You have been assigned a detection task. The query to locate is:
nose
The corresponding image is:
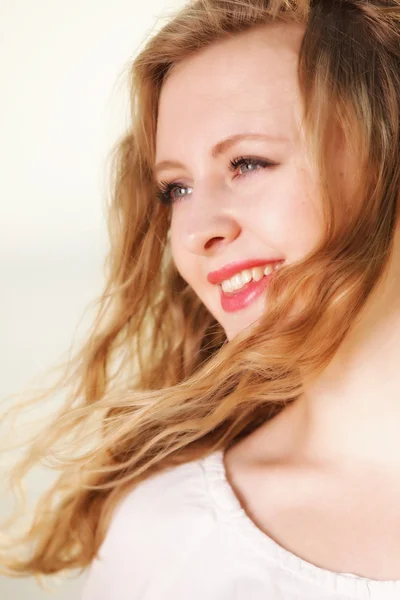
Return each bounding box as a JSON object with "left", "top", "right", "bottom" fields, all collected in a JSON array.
[{"left": 177, "top": 178, "right": 241, "bottom": 255}]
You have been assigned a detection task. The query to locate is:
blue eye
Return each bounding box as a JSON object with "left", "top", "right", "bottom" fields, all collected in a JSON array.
[
  {"left": 228, "top": 156, "right": 274, "bottom": 175},
  {"left": 156, "top": 156, "right": 276, "bottom": 205},
  {"left": 156, "top": 181, "right": 191, "bottom": 205}
]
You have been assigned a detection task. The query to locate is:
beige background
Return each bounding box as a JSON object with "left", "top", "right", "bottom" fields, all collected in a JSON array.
[{"left": 0, "top": 0, "right": 184, "bottom": 597}]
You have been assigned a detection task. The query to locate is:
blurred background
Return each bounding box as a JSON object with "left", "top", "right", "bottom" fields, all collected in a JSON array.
[{"left": 0, "top": 1, "right": 184, "bottom": 597}]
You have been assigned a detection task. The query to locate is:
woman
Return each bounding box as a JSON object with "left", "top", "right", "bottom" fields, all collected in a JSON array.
[{"left": 2, "top": 0, "right": 400, "bottom": 598}]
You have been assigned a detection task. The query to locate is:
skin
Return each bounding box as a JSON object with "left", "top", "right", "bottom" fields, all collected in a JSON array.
[
  {"left": 155, "top": 22, "right": 322, "bottom": 343},
  {"left": 155, "top": 23, "right": 400, "bottom": 579}
]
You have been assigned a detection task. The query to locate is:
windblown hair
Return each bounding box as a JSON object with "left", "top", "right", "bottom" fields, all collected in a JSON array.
[{"left": 1, "top": 0, "right": 400, "bottom": 587}]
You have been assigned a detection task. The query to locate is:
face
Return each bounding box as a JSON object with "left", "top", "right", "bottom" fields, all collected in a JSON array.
[{"left": 155, "top": 23, "right": 323, "bottom": 341}]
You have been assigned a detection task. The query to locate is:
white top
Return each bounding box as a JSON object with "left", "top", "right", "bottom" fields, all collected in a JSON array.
[{"left": 81, "top": 450, "right": 400, "bottom": 600}]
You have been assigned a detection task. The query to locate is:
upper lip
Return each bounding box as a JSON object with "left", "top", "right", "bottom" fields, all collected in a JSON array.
[{"left": 207, "top": 258, "right": 285, "bottom": 285}]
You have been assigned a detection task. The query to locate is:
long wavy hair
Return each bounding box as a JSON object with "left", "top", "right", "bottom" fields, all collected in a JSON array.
[{"left": 1, "top": 0, "right": 400, "bottom": 587}]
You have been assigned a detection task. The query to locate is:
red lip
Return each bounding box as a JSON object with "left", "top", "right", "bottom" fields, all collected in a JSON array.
[{"left": 207, "top": 258, "right": 284, "bottom": 285}]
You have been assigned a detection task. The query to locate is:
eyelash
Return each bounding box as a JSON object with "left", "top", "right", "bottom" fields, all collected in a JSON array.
[{"left": 156, "top": 156, "right": 276, "bottom": 205}]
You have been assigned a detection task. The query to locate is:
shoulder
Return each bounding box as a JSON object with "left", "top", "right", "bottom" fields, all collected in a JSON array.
[
  {"left": 103, "top": 455, "right": 214, "bottom": 549},
  {"left": 81, "top": 456, "right": 217, "bottom": 600},
  {"left": 113, "top": 454, "right": 212, "bottom": 519}
]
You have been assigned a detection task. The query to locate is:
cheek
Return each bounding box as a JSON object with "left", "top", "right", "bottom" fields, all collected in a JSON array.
[
  {"left": 250, "top": 173, "right": 322, "bottom": 257},
  {"left": 170, "top": 217, "right": 192, "bottom": 283}
]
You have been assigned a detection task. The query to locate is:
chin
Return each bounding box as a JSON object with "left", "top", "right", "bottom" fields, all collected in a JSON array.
[{"left": 224, "top": 321, "right": 254, "bottom": 342}]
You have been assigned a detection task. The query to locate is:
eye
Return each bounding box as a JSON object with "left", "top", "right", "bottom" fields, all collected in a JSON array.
[
  {"left": 156, "top": 181, "right": 192, "bottom": 205},
  {"left": 228, "top": 156, "right": 276, "bottom": 177},
  {"left": 156, "top": 156, "right": 277, "bottom": 205}
]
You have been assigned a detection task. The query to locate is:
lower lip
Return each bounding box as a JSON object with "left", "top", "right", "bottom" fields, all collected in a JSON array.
[{"left": 220, "top": 271, "right": 276, "bottom": 313}]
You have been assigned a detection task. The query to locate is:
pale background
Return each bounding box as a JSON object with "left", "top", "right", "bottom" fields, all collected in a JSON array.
[{"left": 0, "top": 1, "right": 185, "bottom": 598}]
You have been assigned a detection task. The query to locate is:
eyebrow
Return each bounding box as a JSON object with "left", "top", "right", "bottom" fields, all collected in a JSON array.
[{"left": 153, "top": 133, "right": 289, "bottom": 178}]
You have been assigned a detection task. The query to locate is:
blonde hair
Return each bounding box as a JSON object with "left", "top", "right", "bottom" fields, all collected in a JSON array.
[{"left": 1, "top": 0, "right": 400, "bottom": 587}]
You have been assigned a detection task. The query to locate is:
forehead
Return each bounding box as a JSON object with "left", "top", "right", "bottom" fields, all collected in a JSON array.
[{"left": 156, "top": 23, "right": 305, "bottom": 158}]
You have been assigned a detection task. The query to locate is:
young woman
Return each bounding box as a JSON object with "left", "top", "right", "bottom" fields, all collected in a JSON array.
[{"left": 2, "top": 1, "right": 400, "bottom": 598}]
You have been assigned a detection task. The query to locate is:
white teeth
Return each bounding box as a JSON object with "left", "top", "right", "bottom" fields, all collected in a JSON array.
[
  {"left": 221, "top": 263, "right": 282, "bottom": 293},
  {"left": 264, "top": 264, "right": 273, "bottom": 277},
  {"left": 252, "top": 266, "right": 265, "bottom": 282}
]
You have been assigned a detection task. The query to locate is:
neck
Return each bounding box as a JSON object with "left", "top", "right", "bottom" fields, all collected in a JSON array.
[{"left": 297, "top": 245, "right": 400, "bottom": 472}]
